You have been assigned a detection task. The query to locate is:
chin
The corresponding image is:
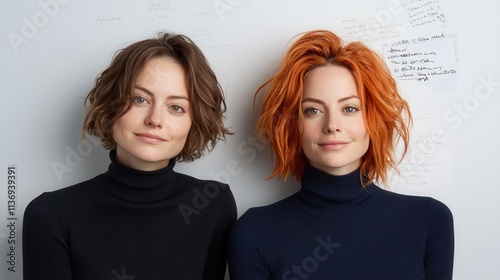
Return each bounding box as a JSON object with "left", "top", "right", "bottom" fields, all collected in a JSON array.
[
  {"left": 131, "top": 149, "right": 170, "bottom": 162},
  {"left": 138, "top": 153, "right": 171, "bottom": 163}
]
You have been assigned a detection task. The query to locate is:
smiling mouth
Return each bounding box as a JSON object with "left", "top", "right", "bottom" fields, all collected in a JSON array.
[
  {"left": 135, "top": 133, "right": 166, "bottom": 143},
  {"left": 319, "top": 141, "right": 349, "bottom": 150}
]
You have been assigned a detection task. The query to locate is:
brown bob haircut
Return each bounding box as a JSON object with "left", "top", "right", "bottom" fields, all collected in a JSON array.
[
  {"left": 255, "top": 30, "right": 412, "bottom": 186},
  {"left": 82, "top": 32, "right": 231, "bottom": 162}
]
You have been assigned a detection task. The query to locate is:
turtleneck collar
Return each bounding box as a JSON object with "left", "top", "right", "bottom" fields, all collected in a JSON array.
[
  {"left": 295, "top": 164, "right": 378, "bottom": 218},
  {"left": 105, "top": 150, "right": 178, "bottom": 203}
]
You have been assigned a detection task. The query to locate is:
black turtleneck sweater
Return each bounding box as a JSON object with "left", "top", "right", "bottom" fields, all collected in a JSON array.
[
  {"left": 23, "top": 151, "right": 237, "bottom": 280},
  {"left": 228, "top": 165, "right": 454, "bottom": 280}
]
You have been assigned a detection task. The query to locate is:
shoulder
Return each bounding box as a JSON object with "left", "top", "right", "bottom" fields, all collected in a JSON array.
[
  {"left": 24, "top": 175, "right": 105, "bottom": 219},
  {"left": 174, "top": 172, "right": 237, "bottom": 226},
  {"left": 378, "top": 187, "right": 450, "bottom": 210},
  {"left": 228, "top": 195, "right": 298, "bottom": 260},
  {"left": 242, "top": 194, "right": 296, "bottom": 218},
  {"left": 175, "top": 172, "right": 230, "bottom": 192},
  {"left": 24, "top": 192, "right": 56, "bottom": 221},
  {"left": 376, "top": 187, "right": 454, "bottom": 225},
  {"left": 230, "top": 195, "right": 296, "bottom": 236},
  {"left": 421, "top": 196, "right": 454, "bottom": 230},
  {"left": 175, "top": 172, "right": 236, "bottom": 206}
]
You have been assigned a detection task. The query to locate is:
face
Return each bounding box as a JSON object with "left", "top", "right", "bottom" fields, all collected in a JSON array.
[
  {"left": 299, "top": 64, "right": 370, "bottom": 176},
  {"left": 113, "top": 57, "right": 192, "bottom": 171}
]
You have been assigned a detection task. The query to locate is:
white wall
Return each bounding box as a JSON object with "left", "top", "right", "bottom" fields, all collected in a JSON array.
[{"left": 1, "top": 0, "right": 499, "bottom": 279}]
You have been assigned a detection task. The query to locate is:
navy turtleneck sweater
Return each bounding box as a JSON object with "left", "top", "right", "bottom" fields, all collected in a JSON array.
[
  {"left": 228, "top": 165, "right": 454, "bottom": 280},
  {"left": 23, "top": 150, "right": 237, "bottom": 280}
]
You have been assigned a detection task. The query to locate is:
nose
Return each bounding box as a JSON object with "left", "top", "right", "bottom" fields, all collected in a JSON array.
[
  {"left": 324, "top": 112, "right": 341, "bottom": 134},
  {"left": 145, "top": 106, "right": 164, "bottom": 128}
]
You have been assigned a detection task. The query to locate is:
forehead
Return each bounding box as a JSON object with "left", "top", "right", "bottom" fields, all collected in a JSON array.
[
  {"left": 136, "top": 57, "right": 185, "bottom": 80},
  {"left": 132, "top": 57, "right": 189, "bottom": 98},
  {"left": 303, "top": 64, "right": 358, "bottom": 99}
]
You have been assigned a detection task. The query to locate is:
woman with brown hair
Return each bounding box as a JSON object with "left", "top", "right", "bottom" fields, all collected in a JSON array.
[
  {"left": 23, "top": 32, "right": 236, "bottom": 279},
  {"left": 228, "top": 30, "right": 454, "bottom": 279}
]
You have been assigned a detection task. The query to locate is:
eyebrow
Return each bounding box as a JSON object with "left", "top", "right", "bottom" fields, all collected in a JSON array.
[
  {"left": 302, "top": 95, "right": 359, "bottom": 104},
  {"left": 134, "top": 86, "right": 190, "bottom": 101}
]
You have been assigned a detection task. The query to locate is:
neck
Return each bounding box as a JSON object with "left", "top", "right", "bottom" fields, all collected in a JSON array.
[
  {"left": 105, "top": 149, "right": 178, "bottom": 202},
  {"left": 115, "top": 146, "right": 171, "bottom": 171},
  {"left": 295, "top": 164, "right": 377, "bottom": 218}
]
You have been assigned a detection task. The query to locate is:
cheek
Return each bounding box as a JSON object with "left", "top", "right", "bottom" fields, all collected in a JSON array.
[
  {"left": 298, "top": 120, "right": 304, "bottom": 138},
  {"left": 112, "top": 110, "right": 138, "bottom": 139},
  {"left": 299, "top": 124, "right": 317, "bottom": 152},
  {"left": 298, "top": 119, "right": 307, "bottom": 138},
  {"left": 300, "top": 120, "right": 321, "bottom": 138},
  {"left": 112, "top": 115, "right": 131, "bottom": 133},
  {"left": 349, "top": 117, "right": 368, "bottom": 138},
  {"left": 111, "top": 119, "right": 123, "bottom": 138},
  {"left": 362, "top": 135, "right": 370, "bottom": 151},
  {"left": 359, "top": 128, "right": 370, "bottom": 154},
  {"left": 169, "top": 117, "right": 192, "bottom": 139}
]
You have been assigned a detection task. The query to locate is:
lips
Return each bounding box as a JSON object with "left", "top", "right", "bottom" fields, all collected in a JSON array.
[
  {"left": 135, "top": 133, "right": 166, "bottom": 143},
  {"left": 319, "top": 140, "right": 349, "bottom": 150}
]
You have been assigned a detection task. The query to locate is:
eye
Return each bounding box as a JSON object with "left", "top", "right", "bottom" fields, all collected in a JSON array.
[
  {"left": 343, "top": 105, "right": 360, "bottom": 114},
  {"left": 169, "top": 105, "right": 186, "bottom": 113},
  {"left": 133, "top": 96, "right": 148, "bottom": 104},
  {"left": 304, "top": 107, "right": 321, "bottom": 116}
]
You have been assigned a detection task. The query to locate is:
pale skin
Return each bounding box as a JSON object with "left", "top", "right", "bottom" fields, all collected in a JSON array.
[
  {"left": 112, "top": 57, "right": 192, "bottom": 171},
  {"left": 299, "top": 64, "right": 370, "bottom": 176}
]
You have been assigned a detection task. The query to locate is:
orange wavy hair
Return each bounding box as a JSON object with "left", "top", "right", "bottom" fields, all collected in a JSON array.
[{"left": 255, "top": 30, "right": 412, "bottom": 186}]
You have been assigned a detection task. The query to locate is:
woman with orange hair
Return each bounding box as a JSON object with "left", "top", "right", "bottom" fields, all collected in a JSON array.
[{"left": 228, "top": 30, "right": 454, "bottom": 279}]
